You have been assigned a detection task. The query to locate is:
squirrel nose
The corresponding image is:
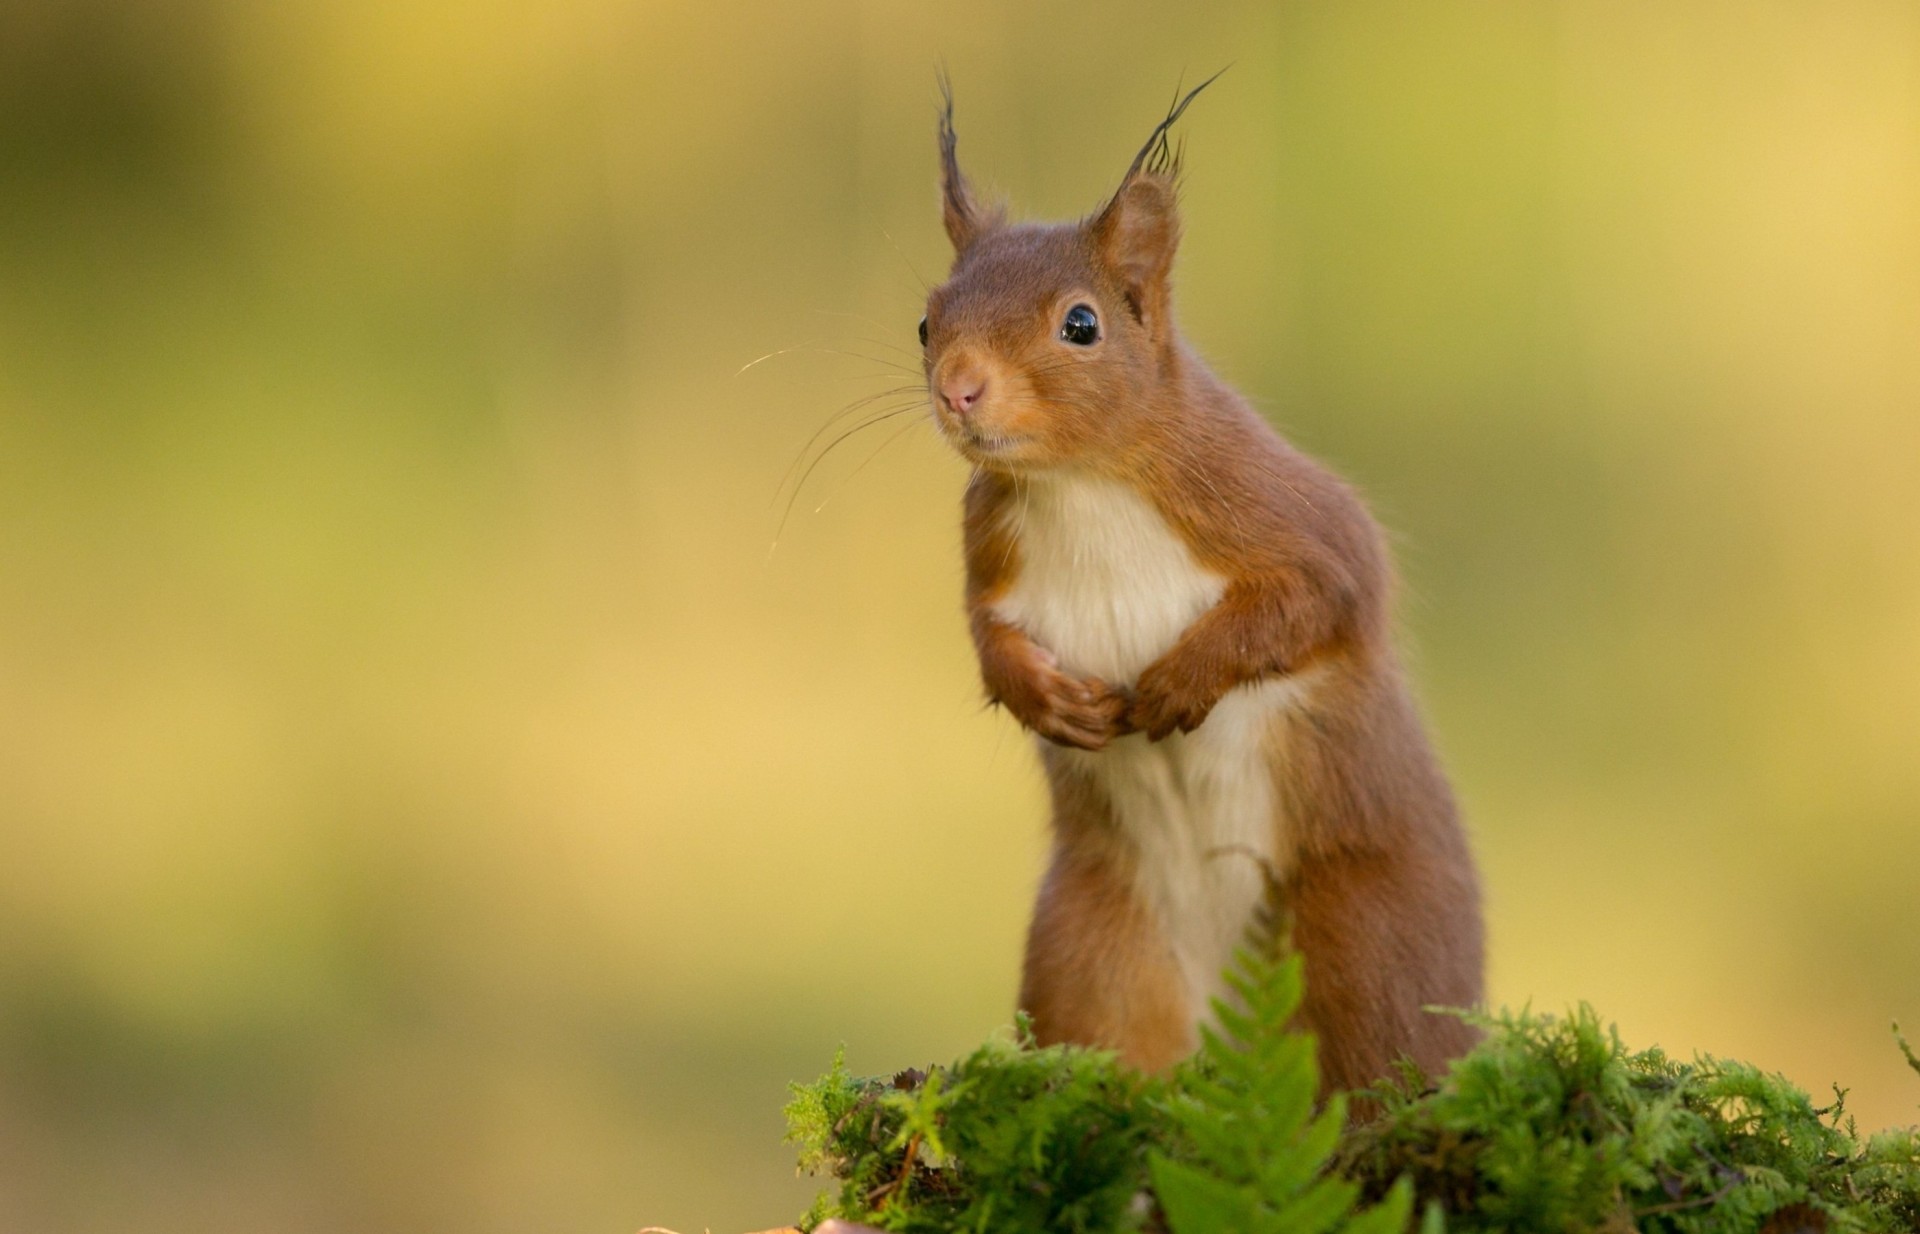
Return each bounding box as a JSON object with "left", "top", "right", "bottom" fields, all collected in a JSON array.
[{"left": 940, "top": 374, "right": 986, "bottom": 416}]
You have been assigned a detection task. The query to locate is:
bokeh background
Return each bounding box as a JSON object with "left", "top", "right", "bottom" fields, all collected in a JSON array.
[{"left": 2, "top": 1, "right": 1917, "bottom": 1230}]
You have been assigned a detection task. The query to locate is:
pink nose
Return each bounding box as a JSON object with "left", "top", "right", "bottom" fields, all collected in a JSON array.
[{"left": 940, "top": 375, "right": 986, "bottom": 416}]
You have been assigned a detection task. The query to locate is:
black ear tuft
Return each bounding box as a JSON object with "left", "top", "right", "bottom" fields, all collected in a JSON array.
[
  {"left": 937, "top": 70, "right": 980, "bottom": 251},
  {"left": 1095, "top": 68, "right": 1225, "bottom": 224}
]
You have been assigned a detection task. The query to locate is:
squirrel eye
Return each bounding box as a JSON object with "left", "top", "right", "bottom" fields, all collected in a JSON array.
[
  {"left": 1060, "top": 303, "right": 1099, "bottom": 346},
  {"left": 918, "top": 315, "right": 929, "bottom": 347}
]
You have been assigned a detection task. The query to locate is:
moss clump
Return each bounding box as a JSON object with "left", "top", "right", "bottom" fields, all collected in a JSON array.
[
  {"left": 1340, "top": 1009, "right": 1920, "bottom": 1233},
  {"left": 784, "top": 1034, "right": 1157, "bottom": 1234},
  {"left": 785, "top": 966, "right": 1920, "bottom": 1234}
]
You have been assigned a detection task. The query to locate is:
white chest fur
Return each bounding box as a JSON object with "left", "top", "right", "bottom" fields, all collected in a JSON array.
[
  {"left": 991, "top": 474, "right": 1311, "bottom": 1014},
  {"left": 992, "top": 474, "right": 1223, "bottom": 685}
]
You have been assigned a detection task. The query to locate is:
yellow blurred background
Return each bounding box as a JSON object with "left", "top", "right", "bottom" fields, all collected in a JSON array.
[{"left": 1, "top": 1, "right": 1917, "bottom": 1230}]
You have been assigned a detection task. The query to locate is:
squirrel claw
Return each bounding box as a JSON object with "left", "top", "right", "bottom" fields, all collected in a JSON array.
[
  {"left": 1127, "top": 669, "right": 1218, "bottom": 741},
  {"left": 1033, "top": 676, "right": 1132, "bottom": 750},
  {"left": 980, "top": 630, "right": 1133, "bottom": 749}
]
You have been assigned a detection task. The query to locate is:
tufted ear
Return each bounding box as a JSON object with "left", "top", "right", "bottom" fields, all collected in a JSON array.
[
  {"left": 937, "top": 74, "right": 981, "bottom": 252},
  {"left": 1088, "top": 72, "right": 1222, "bottom": 336},
  {"left": 1091, "top": 175, "right": 1180, "bottom": 332}
]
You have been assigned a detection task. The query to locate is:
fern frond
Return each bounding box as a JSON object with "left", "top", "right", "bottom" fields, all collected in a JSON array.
[{"left": 1150, "top": 948, "right": 1414, "bottom": 1234}]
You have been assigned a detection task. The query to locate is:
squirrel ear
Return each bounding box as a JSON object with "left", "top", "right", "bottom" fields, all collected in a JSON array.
[
  {"left": 1091, "top": 175, "right": 1180, "bottom": 327},
  {"left": 1089, "top": 72, "right": 1222, "bottom": 330},
  {"left": 937, "top": 76, "right": 981, "bottom": 251}
]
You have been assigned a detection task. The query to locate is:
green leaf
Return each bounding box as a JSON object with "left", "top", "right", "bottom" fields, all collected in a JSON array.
[
  {"left": 1153, "top": 947, "right": 1414, "bottom": 1234},
  {"left": 1149, "top": 1154, "right": 1262, "bottom": 1234}
]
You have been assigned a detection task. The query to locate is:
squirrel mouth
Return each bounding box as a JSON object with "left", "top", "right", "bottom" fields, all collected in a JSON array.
[
  {"left": 932, "top": 400, "right": 1030, "bottom": 464},
  {"left": 957, "top": 426, "right": 1026, "bottom": 460}
]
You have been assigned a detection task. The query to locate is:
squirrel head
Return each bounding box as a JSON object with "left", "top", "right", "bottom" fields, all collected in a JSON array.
[{"left": 921, "top": 76, "right": 1220, "bottom": 473}]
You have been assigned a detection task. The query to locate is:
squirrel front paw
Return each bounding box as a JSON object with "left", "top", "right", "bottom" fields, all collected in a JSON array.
[
  {"left": 1128, "top": 655, "right": 1227, "bottom": 741},
  {"left": 986, "top": 644, "right": 1132, "bottom": 751}
]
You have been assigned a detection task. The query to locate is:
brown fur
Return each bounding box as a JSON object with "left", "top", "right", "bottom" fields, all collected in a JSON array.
[
  {"left": 1017, "top": 766, "right": 1197, "bottom": 1073},
  {"left": 926, "top": 83, "right": 1483, "bottom": 1096}
]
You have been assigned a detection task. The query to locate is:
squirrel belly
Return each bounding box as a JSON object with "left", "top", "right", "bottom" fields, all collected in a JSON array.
[
  {"left": 1037, "top": 680, "right": 1316, "bottom": 1052},
  {"left": 993, "top": 472, "right": 1313, "bottom": 1041}
]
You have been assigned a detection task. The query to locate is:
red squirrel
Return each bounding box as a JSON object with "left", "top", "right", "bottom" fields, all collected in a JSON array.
[{"left": 919, "top": 80, "right": 1484, "bottom": 1094}]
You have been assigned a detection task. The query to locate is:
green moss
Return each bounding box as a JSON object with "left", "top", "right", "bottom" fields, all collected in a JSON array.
[
  {"left": 783, "top": 1021, "right": 1162, "bottom": 1234},
  {"left": 785, "top": 966, "right": 1920, "bottom": 1234},
  {"left": 1341, "top": 1008, "right": 1920, "bottom": 1233}
]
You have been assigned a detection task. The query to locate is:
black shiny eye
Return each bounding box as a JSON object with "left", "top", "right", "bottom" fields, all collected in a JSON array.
[
  {"left": 1060, "top": 303, "right": 1099, "bottom": 346},
  {"left": 918, "top": 315, "right": 929, "bottom": 347}
]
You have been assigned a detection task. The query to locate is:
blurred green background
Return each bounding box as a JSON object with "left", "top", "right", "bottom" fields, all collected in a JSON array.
[{"left": 2, "top": 1, "right": 1917, "bottom": 1230}]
